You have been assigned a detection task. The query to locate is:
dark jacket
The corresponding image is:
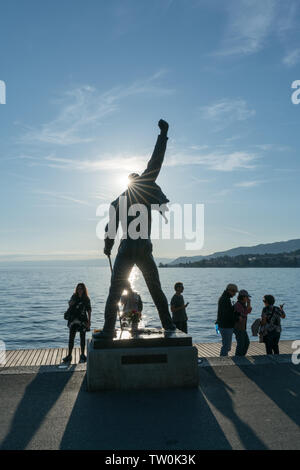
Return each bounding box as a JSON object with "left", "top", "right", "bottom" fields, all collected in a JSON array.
[
  {"left": 105, "top": 134, "right": 169, "bottom": 252},
  {"left": 170, "top": 293, "right": 187, "bottom": 322},
  {"left": 217, "top": 290, "right": 237, "bottom": 328}
]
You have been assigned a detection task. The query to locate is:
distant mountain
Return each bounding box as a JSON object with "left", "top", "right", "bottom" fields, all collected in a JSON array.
[
  {"left": 168, "top": 239, "right": 300, "bottom": 265},
  {"left": 162, "top": 249, "right": 300, "bottom": 268},
  {"left": 0, "top": 256, "right": 172, "bottom": 267}
]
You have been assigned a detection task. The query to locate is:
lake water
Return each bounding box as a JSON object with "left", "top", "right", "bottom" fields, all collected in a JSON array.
[{"left": 0, "top": 265, "right": 299, "bottom": 350}]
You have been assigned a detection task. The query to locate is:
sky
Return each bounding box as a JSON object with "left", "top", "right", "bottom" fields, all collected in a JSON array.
[{"left": 1, "top": 0, "right": 300, "bottom": 261}]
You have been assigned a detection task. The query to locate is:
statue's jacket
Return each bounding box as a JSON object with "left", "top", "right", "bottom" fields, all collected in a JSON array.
[{"left": 105, "top": 134, "right": 169, "bottom": 252}]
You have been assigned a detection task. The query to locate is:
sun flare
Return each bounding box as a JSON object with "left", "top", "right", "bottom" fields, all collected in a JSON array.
[{"left": 117, "top": 173, "right": 130, "bottom": 190}]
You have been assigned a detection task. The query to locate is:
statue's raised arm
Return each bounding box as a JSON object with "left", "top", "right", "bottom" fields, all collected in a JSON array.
[{"left": 140, "top": 119, "right": 169, "bottom": 182}]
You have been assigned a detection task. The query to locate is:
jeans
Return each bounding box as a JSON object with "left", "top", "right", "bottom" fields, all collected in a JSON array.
[
  {"left": 103, "top": 239, "right": 175, "bottom": 332},
  {"left": 233, "top": 329, "right": 250, "bottom": 356},
  {"left": 219, "top": 328, "right": 233, "bottom": 356},
  {"left": 68, "top": 325, "right": 86, "bottom": 355},
  {"left": 264, "top": 330, "right": 280, "bottom": 354}
]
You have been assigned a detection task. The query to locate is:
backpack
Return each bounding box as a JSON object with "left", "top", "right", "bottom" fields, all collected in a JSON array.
[{"left": 251, "top": 318, "right": 261, "bottom": 336}]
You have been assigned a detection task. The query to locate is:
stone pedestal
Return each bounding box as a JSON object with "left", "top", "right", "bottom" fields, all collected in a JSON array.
[{"left": 87, "top": 328, "right": 198, "bottom": 391}]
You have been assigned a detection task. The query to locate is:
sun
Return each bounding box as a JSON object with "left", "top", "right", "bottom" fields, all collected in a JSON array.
[{"left": 117, "top": 173, "right": 130, "bottom": 190}]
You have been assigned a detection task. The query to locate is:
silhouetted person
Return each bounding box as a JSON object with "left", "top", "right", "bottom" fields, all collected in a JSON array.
[
  {"left": 233, "top": 289, "right": 252, "bottom": 356},
  {"left": 63, "top": 283, "right": 91, "bottom": 363},
  {"left": 260, "top": 294, "right": 286, "bottom": 354},
  {"left": 120, "top": 280, "right": 143, "bottom": 318},
  {"left": 216, "top": 283, "right": 238, "bottom": 356},
  {"left": 94, "top": 120, "right": 176, "bottom": 339},
  {"left": 120, "top": 280, "right": 143, "bottom": 331},
  {"left": 170, "top": 282, "right": 189, "bottom": 333}
]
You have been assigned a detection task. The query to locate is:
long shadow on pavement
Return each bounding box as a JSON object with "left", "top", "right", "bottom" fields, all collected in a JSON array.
[
  {"left": 232, "top": 357, "right": 300, "bottom": 428},
  {"left": 0, "top": 368, "right": 74, "bottom": 450},
  {"left": 198, "top": 366, "right": 268, "bottom": 450},
  {"left": 60, "top": 375, "right": 232, "bottom": 450}
]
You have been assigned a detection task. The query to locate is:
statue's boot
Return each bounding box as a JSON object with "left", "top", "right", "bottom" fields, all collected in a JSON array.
[
  {"left": 163, "top": 326, "right": 177, "bottom": 337},
  {"left": 93, "top": 329, "right": 116, "bottom": 340}
]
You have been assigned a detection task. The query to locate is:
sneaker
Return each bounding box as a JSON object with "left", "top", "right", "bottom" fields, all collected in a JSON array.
[
  {"left": 62, "top": 354, "right": 72, "bottom": 363},
  {"left": 80, "top": 354, "right": 87, "bottom": 363}
]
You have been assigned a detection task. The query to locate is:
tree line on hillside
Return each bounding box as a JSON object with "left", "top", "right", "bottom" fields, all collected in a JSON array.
[{"left": 159, "top": 249, "right": 300, "bottom": 268}]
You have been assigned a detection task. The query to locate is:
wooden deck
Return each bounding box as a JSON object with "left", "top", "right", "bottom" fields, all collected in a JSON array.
[{"left": 0, "top": 340, "right": 294, "bottom": 369}]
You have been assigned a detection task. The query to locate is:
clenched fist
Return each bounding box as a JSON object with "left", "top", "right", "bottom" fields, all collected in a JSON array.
[{"left": 158, "top": 119, "right": 169, "bottom": 135}]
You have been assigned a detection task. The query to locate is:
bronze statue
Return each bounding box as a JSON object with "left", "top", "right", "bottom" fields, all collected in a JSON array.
[{"left": 93, "top": 120, "right": 176, "bottom": 339}]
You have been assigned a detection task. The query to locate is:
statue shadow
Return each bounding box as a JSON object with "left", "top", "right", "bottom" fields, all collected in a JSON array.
[{"left": 59, "top": 374, "right": 232, "bottom": 450}]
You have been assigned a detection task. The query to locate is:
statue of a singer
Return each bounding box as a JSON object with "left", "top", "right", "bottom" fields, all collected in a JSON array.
[{"left": 93, "top": 119, "right": 176, "bottom": 339}]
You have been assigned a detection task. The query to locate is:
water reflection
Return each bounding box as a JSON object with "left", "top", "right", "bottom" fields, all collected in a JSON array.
[{"left": 0, "top": 265, "right": 299, "bottom": 349}]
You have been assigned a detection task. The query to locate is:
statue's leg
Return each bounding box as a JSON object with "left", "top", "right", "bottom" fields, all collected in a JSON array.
[
  {"left": 102, "top": 251, "right": 134, "bottom": 333},
  {"left": 136, "top": 245, "right": 175, "bottom": 330}
]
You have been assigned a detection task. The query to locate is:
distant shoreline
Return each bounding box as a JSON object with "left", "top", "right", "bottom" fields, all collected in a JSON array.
[{"left": 160, "top": 265, "right": 300, "bottom": 268}]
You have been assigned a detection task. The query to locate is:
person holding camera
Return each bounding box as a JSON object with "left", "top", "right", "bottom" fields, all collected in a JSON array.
[{"left": 260, "top": 295, "right": 286, "bottom": 355}]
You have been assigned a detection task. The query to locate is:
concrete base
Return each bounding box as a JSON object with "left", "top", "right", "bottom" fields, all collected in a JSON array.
[{"left": 86, "top": 340, "right": 198, "bottom": 391}]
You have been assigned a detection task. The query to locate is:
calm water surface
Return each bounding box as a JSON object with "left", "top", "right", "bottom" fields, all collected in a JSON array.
[{"left": 0, "top": 265, "right": 299, "bottom": 349}]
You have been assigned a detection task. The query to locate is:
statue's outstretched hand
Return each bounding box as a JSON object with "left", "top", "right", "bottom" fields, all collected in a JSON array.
[{"left": 158, "top": 119, "right": 169, "bottom": 135}]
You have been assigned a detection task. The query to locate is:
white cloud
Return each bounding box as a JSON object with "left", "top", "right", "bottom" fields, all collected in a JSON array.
[
  {"left": 214, "top": 0, "right": 300, "bottom": 58},
  {"left": 44, "top": 154, "right": 146, "bottom": 173},
  {"left": 21, "top": 71, "right": 174, "bottom": 146},
  {"left": 216, "top": 0, "right": 277, "bottom": 57},
  {"left": 225, "top": 226, "right": 256, "bottom": 237},
  {"left": 33, "top": 190, "right": 91, "bottom": 206},
  {"left": 200, "top": 98, "right": 255, "bottom": 123},
  {"left": 254, "top": 144, "right": 291, "bottom": 152},
  {"left": 167, "top": 150, "right": 258, "bottom": 172},
  {"left": 235, "top": 180, "right": 264, "bottom": 188},
  {"left": 283, "top": 48, "right": 300, "bottom": 66},
  {"left": 40, "top": 148, "right": 258, "bottom": 174}
]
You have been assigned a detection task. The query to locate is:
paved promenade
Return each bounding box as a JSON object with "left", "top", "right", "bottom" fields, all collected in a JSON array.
[
  {"left": 0, "top": 348, "right": 299, "bottom": 449},
  {"left": 0, "top": 340, "right": 295, "bottom": 368}
]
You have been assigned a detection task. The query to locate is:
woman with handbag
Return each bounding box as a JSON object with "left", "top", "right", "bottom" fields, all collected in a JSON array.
[
  {"left": 260, "top": 295, "right": 286, "bottom": 355},
  {"left": 63, "top": 283, "right": 92, "bottom": 363}
]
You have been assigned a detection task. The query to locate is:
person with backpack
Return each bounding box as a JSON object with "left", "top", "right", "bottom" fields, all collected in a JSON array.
[
  {"left": 63, "top": 282, "right": 91, "bottom": 363},
  {"left": 260, "top": 294, "right": 286, "bottom": 355},
  {"left": 233, "top": 289, "right": 252, "bottom": 356}
]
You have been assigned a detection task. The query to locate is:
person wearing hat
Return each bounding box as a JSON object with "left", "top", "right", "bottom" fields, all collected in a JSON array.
[
  {"left": 233, "top": 289, "right": 252, "bottom": 356},
  {"left": 216, "top": 283, "right": 239, "bottom": 356}
]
